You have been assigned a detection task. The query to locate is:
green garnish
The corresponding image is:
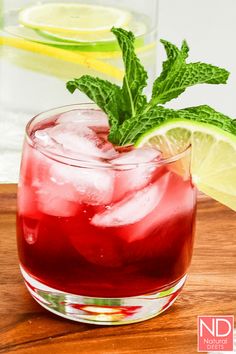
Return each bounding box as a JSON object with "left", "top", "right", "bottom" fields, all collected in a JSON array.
[{"left": 66, "top": 27, "right": 235, "bottom": 146}]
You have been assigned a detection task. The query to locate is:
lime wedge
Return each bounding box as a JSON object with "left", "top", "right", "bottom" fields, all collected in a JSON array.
[
  {"left": 19, "top": 3, "right": 131, "bottom": 34},
  {"left": 136, "top": 119, "right": 236, "bottom": 211}
]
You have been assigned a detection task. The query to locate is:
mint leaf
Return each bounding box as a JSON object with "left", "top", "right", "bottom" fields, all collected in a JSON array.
[
  {"left": 149, "top": 40, "right": 229, "bottom": 106},
  {"left": 66, "top": 28, "right": 232, "bottom": 147},
  {"left": 67, "top": 76, "right": 123, "bottom": 131},
  {"left": 116, "top": 106, "right": 170, "bottom": 145},
  {"left": 111, "top": 28, "right": 148, "bottom": 118},
  {"left": 177, "top": 105, "right": 236, "bottom": 134},
  {"left": 152, "top": 40, "right": 189, "bottom": 90},
  {"left": 67, "top": 27, "right": 148, "bottom": 137},
  {"left": 117, "top": 105, "right": 236, "bottom": 145}
]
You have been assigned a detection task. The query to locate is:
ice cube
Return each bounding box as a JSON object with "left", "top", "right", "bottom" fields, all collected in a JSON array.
[
  {"left": 43, "top": 122, "right": 117, "bottom": 160},
  {"left": 91, "top": 176, "right": 168, "bottom": 227},
  {"left": 112, "top": 148, "right": 161, "bottom": 166},
  {"left": 34, "top": 162, "right": 81, "bottom": 216},
  {"left": 111, "top": 148, "right": 161, "bottom": 201},
  {"left": 34, "top": 129, "right": 53, "bottom": 148},
  {"left": 57, "top": 109, "right": 109, "bottom": 127},
  {"left": 32, "top": 122, "right": 116, "bottom": 214},
  {"left": 19, "top": 138, "right": 78, "bottom": 217},
  {"left": 37, "top": 192, "right": 79, "bottom": 217},
  {"left": 25, "top": 151, "right": 81, "bottom": 217},
  {"left": 49, "top": 162, "right": 114, "bottom": 205},
  {"left": 47, "top": 123, "right": 97, "bottom": 153}
]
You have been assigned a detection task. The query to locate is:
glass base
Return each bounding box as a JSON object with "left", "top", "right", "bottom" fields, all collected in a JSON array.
[{"left": 21, "top": 266, "right": 187, "bottom": 325}]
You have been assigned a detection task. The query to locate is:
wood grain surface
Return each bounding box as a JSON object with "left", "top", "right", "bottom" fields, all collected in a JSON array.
[{"left": 0, "top": 185, "right": 235, "bottom": 354}]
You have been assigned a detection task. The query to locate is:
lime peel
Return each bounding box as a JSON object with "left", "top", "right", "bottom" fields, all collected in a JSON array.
[
  {"left": 135, "top": 119, "right": 236, "bottom": 148},
  {"left": 136, "top": 118, "right": 236, "bottom": 211}
]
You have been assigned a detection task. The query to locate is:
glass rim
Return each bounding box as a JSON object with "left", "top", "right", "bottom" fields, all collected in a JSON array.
[{"left": 26, "top": 103, "right": 191, "bottom": 170}]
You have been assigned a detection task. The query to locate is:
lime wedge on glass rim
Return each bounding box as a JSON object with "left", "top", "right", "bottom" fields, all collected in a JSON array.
[{"left": 136, "top": 119, "right": 236, "bottom": 211}]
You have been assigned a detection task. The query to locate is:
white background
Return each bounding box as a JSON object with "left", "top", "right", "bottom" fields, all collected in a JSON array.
[
  {"left": 5, "top": 0, "right": 236, "bottom": 115},
  {"left": 158, "top": 0, "right": 236, "bottom": 117},
  {"left": 4, "top": 0, "right": 236, "bottom": 117}
]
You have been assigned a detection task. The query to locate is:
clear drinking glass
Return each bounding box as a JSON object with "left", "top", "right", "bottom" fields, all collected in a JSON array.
[
  {"left": 17, "top": 104, "right": 197, "bottom": 325},
  {"left": 0, "top": 0, "right": 158, "bottom": 182}
]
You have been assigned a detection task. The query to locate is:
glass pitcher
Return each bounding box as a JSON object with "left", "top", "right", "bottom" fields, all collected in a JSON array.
[{"left": 0, "top": 0, "right": 159, "bottom": 182}]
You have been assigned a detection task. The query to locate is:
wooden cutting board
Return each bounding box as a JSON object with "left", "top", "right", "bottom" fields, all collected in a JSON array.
[{"left": 0, "top": 185, "right": 235, "bottom": 354}]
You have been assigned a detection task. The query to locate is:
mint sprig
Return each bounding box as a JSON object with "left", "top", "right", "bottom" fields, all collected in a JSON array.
[
  {"left": 149, "top": 39, "right": 229, "bottom": 106},
  {"left": 112, "top": 28, "right": 148, "bottom": 117},
  {"left": 66, "top": 27, "right": 232, "bottom": 146}
]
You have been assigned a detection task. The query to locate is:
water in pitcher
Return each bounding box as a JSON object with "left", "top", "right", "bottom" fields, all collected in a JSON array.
[{"left": 0, "top": 0, "right": 158, "bottom": 181}]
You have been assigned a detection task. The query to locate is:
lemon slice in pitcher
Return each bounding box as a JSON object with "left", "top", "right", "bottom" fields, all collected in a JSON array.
[{"left": 0, "top": 36, "right": 124, "bottom": 80}]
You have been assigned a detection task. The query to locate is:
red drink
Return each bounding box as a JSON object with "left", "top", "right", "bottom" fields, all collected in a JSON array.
[{"left": 17, "top": 104, "right": 196, "bottom": 324}]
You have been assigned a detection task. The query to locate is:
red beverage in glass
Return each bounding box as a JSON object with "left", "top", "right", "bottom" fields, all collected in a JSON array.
[{"left": 17, "top": 104, "right": 196, "bottom": 324}]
